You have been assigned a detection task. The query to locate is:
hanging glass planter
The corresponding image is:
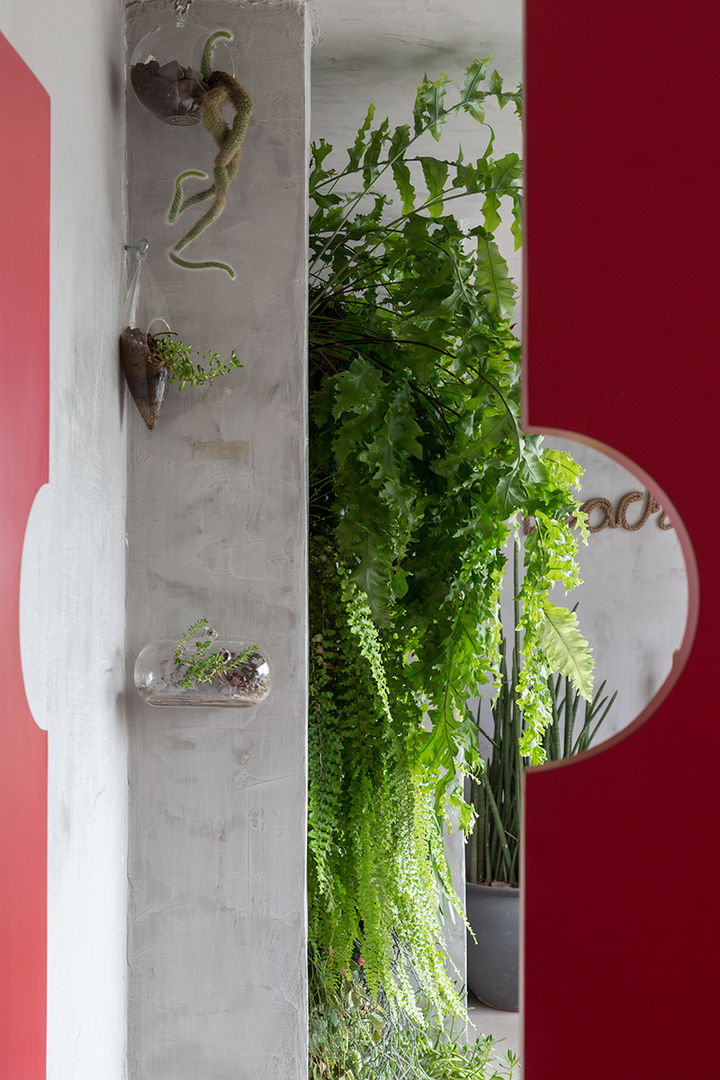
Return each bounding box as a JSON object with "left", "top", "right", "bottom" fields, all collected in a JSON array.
[
  {"left": 119, "top": 240, "right": 171, "bottom": 430},
  {"left": 134, "top": 623, "right": 272, "bottom": 707},
  {"left": 130, "top": 7, "right": 210, "bottom": 125}
]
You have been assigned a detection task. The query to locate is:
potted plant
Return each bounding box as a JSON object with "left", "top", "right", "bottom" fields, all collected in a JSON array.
[
  {"left": 134, "top": 618, "right": 271, "bottom": 707},
  {"left": 465, "top": 550, "right": 617, "bottom": 1010}
]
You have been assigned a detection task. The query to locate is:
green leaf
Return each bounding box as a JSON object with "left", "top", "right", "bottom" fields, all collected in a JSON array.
[
  {"left": 413, "top": 73, "right": 450, "bottom": 140},
  {"left": 489, "top": 69, "right": 504, "bottom": 97},
  {"left": 392, "top": 160, "right": 416, "bottom": 214},
  {"left": 495, "top": 469, "right": 525, "bottom": 515},
  {"left": 332, "top": 359, "right": 385, "bottom": 418},
  {"left": 389, "top": 123, "right": 411, "bottom": 160},
  {"left": 490, "top": 153, "right": 522, "bottom": 193},
  {"left": 537, "top": 603, "right": 594, "bottom": 701},
  {"left": 471, "top": 230, "right": 516, "bottom": 319},
  {"left": 482, "top": 190, "right": 501, "bottom": 233},
  {"left": 511, "top": 192, "right": 523, "bottom": 250},
  {"left": 519, "top": 438, "right": 549, "bottom": 484},
  {"left": 363, "top": 117, "right": 390, "bottom": 185},
  {"left": 347, "top": 104, "right": 375, "bottom": 170},
  {"left": 309, "top": 140, "right": 335, "bottom": 190},
  {"left": 420, "top": 157, "right": 449, "bottom": 217},
  {"left": 348, "top": 534, "right": 392, "bottom": 623},
  {"left": 391, "top": 566, "right": 409, "bottom": 599},
  {"left": 460, "top": 57, "right": 490, "bottom": 121}
]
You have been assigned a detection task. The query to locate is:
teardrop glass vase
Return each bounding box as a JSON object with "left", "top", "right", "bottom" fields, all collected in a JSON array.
[{"left": 119, "top": 243, "right": 171, "bottom": 430}]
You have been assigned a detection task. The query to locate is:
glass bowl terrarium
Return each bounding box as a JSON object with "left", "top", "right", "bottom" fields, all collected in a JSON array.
[
  {"left": 130, "top": 14, "right": 209, "bottom": 125},
  {"left": 135, "top": 620, "right": 272, "bottom": 707}
]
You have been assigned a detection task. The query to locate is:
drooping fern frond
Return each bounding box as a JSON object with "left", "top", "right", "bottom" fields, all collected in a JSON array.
[
  {"left": 537, "top": 601, "right": 594, "bottom": 701},
  {"left": 308, "top": 540, "right": 463, "bottom": 1022}
]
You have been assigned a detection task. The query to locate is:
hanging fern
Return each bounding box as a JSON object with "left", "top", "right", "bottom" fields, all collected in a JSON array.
[
  {"left": 308, "top": 60, "right": 592, "bottom": 1061},
  {"left": 309, "top": 542, "right": 462, "bottom": 1021}
]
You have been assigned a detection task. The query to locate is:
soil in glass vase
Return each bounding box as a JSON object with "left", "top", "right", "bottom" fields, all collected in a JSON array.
[{"left": 119, "top": 241, "right": 171, "bottom": 430}]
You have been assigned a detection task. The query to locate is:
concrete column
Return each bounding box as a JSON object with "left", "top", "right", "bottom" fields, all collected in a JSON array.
[{"left": 124, "top": 2, "right": 309, "bottom": 1076}]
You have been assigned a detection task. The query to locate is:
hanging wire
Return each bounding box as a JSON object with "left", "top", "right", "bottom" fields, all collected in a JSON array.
[
  {"left": 124, "top": 239, "right": 150, "bottom": 258},
  {"left": 172, "top": 0, "right": 193, "bottom": 26}
]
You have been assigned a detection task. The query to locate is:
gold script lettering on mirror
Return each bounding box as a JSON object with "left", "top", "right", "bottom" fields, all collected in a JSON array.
[{"left": 581, "top": 491, "right": 673, "bottom": 533}]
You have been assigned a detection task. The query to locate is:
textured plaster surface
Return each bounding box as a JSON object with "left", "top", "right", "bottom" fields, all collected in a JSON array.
[
  {"left": 1, "top": 0, "right": 130, "bottom": 1075},
  {"left": 125, "top": 2, "right": 308, "bottom": 1076}
]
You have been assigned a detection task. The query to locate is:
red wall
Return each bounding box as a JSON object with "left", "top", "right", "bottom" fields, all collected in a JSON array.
[
  {"left": 523, "top": 4, "right": 707, "bottom": 1077},
  {"left": 0, "top": 33, "right": 50, "bottom": 1077}
]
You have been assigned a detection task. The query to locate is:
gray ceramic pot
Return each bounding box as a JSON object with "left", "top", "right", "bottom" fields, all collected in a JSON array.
[{"left": 466, "top": 881, "right": 519, "bottom": 1011}]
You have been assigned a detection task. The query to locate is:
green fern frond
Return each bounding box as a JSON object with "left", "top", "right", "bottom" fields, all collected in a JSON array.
[{"left": 537, "top": 601, "right": 594, "bottom": 701}]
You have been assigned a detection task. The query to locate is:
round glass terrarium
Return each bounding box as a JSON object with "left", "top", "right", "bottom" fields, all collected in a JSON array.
[
  {"left": 119, "top": 242, "right": 171, "bottom": 430},
  {"left": 130, "top": 12, "right": 210, "bottom": 125},
  {"left": 135, "top": 638, "right": 272, "bottom": 708}
]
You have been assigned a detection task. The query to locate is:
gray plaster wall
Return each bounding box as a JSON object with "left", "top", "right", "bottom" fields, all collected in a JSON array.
[
  {"left": 124, "top": 2, "right": 309, "bottom": 1077},
  {"left": 2, "top": 0, "right": 130, "bottom": 1076}
]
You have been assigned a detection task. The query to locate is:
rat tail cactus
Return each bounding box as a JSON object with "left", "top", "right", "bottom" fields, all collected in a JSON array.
[{"left": 168, "top": 30, "right": 254, "bottom": 278}]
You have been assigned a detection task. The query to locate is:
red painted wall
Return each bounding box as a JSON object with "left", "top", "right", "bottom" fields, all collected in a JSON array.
[
  {"left": 523, "top": 4, "right": 706, "bottom": 1077},
  {"left": 0, "top": 32, "right": 50, "bottom": 1077}
]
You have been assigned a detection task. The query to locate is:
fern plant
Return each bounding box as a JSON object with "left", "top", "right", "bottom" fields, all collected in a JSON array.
[
  {"left": 466, "top": 547, "right": 616, "bottom": 887},
  {"left": 151, "top": 332, "right": 241, "bottom": 389},
  {"left": 174, "top": 618, "right": 257, "bottom": 690},
  {"left": 308, "top": 60, "right": 593, "bottom": 1042}
]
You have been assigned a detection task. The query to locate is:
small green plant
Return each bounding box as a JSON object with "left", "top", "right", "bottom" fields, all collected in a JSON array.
[
  {"left": 309, "top": 961, "right": 519, "bottom": 1080},
  {"left": 151, "top": 333, "right": 241, "bottom": 390},
  {"left": 174, "top": 618, "right": 257, "bottom": 690}
]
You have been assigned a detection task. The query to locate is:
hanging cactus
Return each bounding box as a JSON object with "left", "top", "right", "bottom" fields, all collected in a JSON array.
[{"left": 167, "top": 30, "right": 254, "bottom": 278}]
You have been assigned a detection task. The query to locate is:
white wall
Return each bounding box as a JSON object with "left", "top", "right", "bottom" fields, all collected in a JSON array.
[
  {"left": 2, "top": 0, "right": 130, "bottom": 1076},
  {"left": 124, "top": 2, "right": 309, "bottom": 1076}
]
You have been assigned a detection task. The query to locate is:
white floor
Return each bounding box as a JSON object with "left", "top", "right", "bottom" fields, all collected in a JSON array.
[{"left": 467, "top": 993, "right": 521, "bottom": 1066}]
